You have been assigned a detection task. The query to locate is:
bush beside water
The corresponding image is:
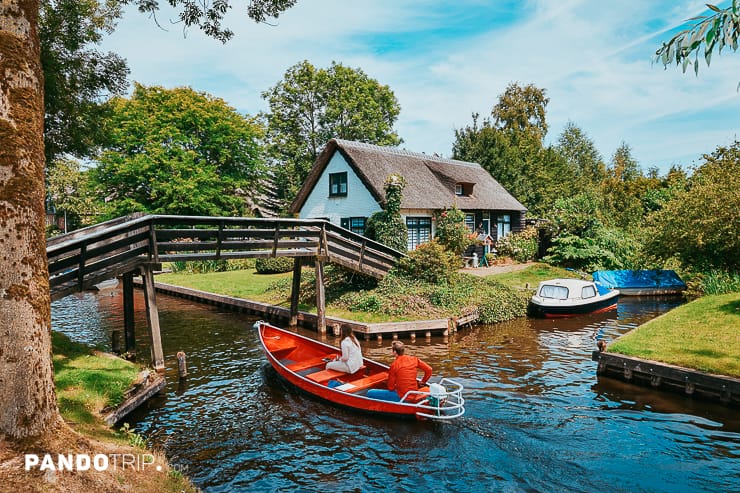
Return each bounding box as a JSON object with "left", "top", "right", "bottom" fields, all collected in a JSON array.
[
  {"left": 262, "top": 246, "right": 530, "bottom": 323},
  {"left": 255, "top": 257, "right": 295, "bottom": 274}
]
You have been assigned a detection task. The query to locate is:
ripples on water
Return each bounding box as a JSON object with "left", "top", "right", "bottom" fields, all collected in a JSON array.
[{"left": 52, "top": 292, "right": 740, "bottom": 492}]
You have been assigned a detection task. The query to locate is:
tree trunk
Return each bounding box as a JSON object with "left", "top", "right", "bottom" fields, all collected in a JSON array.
[{"left": 0, "top": 0, "right": 61, "bottom": 439}]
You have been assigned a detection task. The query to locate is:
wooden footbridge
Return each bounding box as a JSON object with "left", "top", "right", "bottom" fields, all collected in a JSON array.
[{"left": 47, "top": 214, "right": 404, "bottom": 370}]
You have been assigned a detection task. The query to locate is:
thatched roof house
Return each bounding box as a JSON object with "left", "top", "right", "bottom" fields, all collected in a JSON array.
[{"left": 290, "top": 139, "right": 527, "bottom": 250}]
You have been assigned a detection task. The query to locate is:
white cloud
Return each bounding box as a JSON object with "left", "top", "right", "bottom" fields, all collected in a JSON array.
[{"left": 101, "top": 0, "right": 740, "bottom": 173}]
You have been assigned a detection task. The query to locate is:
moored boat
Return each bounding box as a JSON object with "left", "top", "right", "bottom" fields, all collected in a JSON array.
[
  {"left": 591, "top": 270, "right": 686, "bottom": 296},
  {"left": 254, "top": 321, "right": 465, "bottom": 420},
  {"left": 528, "top": 278, "right": 619, "bottom": 318}
]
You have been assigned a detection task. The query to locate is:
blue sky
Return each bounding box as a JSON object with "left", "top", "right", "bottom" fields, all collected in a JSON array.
[{"left": 101, "top": 0, "right": 740, "bottom": 175}]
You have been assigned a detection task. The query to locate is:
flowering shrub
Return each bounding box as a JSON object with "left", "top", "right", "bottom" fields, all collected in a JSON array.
[
  {"left": 496, "top": 226, "right": 539, "bottom": 262},
  {"left": 434, "top": 206, "right": 474, "bottom": 255}
]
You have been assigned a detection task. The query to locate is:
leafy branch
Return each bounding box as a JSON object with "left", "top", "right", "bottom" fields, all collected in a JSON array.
[{"left": 655, "top": 2, "right": 739, "bottom": 82}]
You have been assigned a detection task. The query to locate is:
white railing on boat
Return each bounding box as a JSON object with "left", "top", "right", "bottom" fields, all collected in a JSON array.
[{"left": 401, "top": 378, "right": 465, "bottom": 420}]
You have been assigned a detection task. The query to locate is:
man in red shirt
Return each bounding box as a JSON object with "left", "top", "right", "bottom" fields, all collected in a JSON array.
[{"left": 367, "top": 341, "right": 432, "bottom": 402}]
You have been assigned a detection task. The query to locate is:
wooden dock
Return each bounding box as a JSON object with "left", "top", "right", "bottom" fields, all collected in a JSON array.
[
  {"left": 102, "top": 370, "right": 166, "bottom": 425},
  {"left": 593, "top": 350, "right": 740, "bottom": 407},
  {"left": 145, "top": 280, "right": 477, "bottom": 340}
]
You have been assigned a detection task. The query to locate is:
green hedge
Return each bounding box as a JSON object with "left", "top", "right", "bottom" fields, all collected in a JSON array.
[{"left": 255, "top": 257, "right": 295, "bottom": 274}]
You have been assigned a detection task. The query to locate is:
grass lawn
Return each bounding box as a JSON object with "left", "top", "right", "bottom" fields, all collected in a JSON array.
[
  {"left": 53, "top": 331, "right": 140, "bottom": 440},
  {"left": 158, "top": 269, "right": 428, "bottom": 323},
  {"left": 158, "top": 269, "right": 293, "bottom": 305},
  {"left": 608, "top": 292, "right": 740, "bottom": 378},
  {"left": 486, "top": 263, "right": 583, "bottom": 289},
  {"left": 44, "top": 332, "right": 199, "bottom": 492}
]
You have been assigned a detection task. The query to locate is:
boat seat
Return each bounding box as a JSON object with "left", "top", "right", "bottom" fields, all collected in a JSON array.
[
  {"left": 305, "top": 368, "right": 346, "bottom": 384},
  {"left": 403, "top": 385, "right": 430, "bottom": 403},
  {"left": 305, "top": 366, "right": 367, "bottom": 384},
  {"left": 335, "top": 372, "right": 389, "bottom": 393},
  {"left": 285, "top": 354, "right": 338, "bottom": 373},
  {"left": 264, "top": 337, "right": 298, "bottom": 355}
]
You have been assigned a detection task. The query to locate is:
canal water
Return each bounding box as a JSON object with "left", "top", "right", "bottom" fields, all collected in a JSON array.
[{"left": 52, "top": 291, "right": 740, "bottom": 492}]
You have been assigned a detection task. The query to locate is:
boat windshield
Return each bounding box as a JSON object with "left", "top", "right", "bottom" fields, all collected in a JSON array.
[
  {"left": 539, "top": 285, "right": 569, "bottom": 299},
  {"left": 581, "top": 285, "right": 596, "bottom": 298}
]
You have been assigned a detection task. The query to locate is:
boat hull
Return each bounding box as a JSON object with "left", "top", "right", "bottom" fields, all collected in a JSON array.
[
  {"left": 528, "top": 291, "right": 619, "bottom": 318},
  {"left": 256, "top": 322, "right": 464, "bottom": 420}
]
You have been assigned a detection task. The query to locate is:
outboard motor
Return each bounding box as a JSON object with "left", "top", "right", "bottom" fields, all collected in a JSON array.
[{"left": 428, "top": 383, "right": 447, "bottom": 407}]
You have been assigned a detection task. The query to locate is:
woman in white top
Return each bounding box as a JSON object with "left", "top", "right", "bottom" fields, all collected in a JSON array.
[{"left": 326, "top": 325, "right": 363, "bottom": 374}]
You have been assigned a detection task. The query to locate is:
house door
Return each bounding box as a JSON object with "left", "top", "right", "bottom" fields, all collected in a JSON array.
[{"left": 481, "top": 213, "right": 490, "bottom": 236}]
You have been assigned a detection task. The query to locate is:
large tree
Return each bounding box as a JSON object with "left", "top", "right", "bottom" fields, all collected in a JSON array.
[
  {"left": 555, "top": 121, "right": 607, "bottom": 189},
  {"left": 262, "top": 60, "right": 402, "bottom": 204},
  {"left": 94, "top": 83, "right": 265, "bottom": 217},
  {"left": 0, "top": 0, "right": 295, "bottom": 442},
  {"left": 452, "top": 83, "right": 574, "bottom": 216},
  {"left": 491, "top": 82, "right": 549, "bottom": 143},
  {"left": 41, "top": 0, "right": 129, "bottom": 165},
  {"left": 644, "top": 140, "right": 740, "bottom": 271},
  {"left": 46, "top": 157, "right": 101, "bottom": 232},
  {"left": 0, "top": 0, "right": 60, "bottom": 440}
]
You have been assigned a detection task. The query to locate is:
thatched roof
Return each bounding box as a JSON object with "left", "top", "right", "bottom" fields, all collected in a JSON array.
[{"left": 290, "top": 139, "right": 527, "bottom": 214}]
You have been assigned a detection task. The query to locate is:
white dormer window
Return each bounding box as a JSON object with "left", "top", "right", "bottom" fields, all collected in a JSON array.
[{"left": 455, "top": 184, "right": 463, "bottom": 196}]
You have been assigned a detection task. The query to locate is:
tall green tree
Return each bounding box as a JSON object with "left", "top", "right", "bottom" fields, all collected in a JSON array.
[
  {"left": 555, "top": 121, "right": 607, "bottom": 189},
  {"left": 262, "top": 60, "right": 402, "bottom": 204},
  {"left": 644, "top": 140, "right": 740, "bottom": 271},
  {"left": 453, "top": 83, "right": 574, "bottom": 216},
  {"left": 492, "top": 82, "right": 549, "bottom": 143},
  {"left": 655, "top": 2, "right": 740, "bottom": 77},
  {"left": 40, "top": 0, "right": 129, "bottom": 164},
  {"left": 94, "top": 83, "right": 265, "bottom": 217},
  {"left": 46, "top": 158, "right": 101, "bottom": 232},
  {"left": 1, "top": 0, "right": 297, "bottom": 445}
]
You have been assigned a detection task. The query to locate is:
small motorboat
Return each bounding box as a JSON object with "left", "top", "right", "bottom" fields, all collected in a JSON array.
[
  {"left": 592, "top": 270, "right": 686, "bottom": 296},
  {"left": 254, "top": 321, "right": 465, "bottom": 420},
  {"left": 528, "top": 278, "right": 619, "bottom": 318}
]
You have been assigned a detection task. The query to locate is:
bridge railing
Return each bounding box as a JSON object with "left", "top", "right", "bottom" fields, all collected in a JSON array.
[{"left": 47, "top": 215, "right": 405, "bottom": 299}]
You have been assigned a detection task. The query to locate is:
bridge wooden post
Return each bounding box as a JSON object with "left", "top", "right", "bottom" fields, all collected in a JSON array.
[
  {"left": 315, "top": 259, "right": 326, "bottom": 334},
  {"left": 289, "top": 258, "right": 302, "bottom": 326},
  {"left": 122, "top": 272, "right": 136, "bottom": 356},
  {"left": 141, "top": 264, "right": 165, "bottom": 372}
]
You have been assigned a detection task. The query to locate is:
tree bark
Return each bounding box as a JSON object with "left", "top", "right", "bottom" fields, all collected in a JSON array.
[{"left": 0, "top": 0, "right": 61, "bottom": 439}]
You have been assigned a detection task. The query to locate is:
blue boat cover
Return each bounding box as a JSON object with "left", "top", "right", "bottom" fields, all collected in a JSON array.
[{"left": 592, "top": 270, "right": 686, "bottom": 289}]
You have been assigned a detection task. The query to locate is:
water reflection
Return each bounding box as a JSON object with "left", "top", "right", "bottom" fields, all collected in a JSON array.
[{"left": 51, "top": 291, "right": 740, "bottom": 492}]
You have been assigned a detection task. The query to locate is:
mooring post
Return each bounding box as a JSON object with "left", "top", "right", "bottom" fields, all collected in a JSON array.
[
  {"left": 289, "top": 257, "right": 302, "bottom": 326},
  {"left": 122, "top": 272, "right": 136, "bottom": 356},
  {"left": 141, "top": 264, "right": 165, "bottom": 372},
  {"left": 315, "top": 259, "right": 326, "bottom": 334},
  {"left": 177, "top": 351, "right": 187, "bottom": 378},
  {"left": 111, "top": 330, "right": 121, "bottom": 354}
]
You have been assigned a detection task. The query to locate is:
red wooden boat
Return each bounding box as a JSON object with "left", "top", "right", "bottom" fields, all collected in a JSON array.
[{"left": 254, "top": 321, "right": 465, "bottom": 420}]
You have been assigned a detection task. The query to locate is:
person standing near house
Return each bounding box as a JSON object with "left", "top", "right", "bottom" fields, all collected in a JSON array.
[
  {"left": 326, "top": 325, "right": 364, "bottom": 374},
  {"left": 367, "top": 341, "right": 432, "bottom": 401}
]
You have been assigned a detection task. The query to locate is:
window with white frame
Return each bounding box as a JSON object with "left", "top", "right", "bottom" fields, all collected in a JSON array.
[
  {"left": 329, "top": 172, "right": 348, "bottom": 197},
  {"left": 497, "top": 214, "right": 511, "bottom": 238},
  {"left": 406, "top": 217, "right": 432, "bottom": 250}
]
